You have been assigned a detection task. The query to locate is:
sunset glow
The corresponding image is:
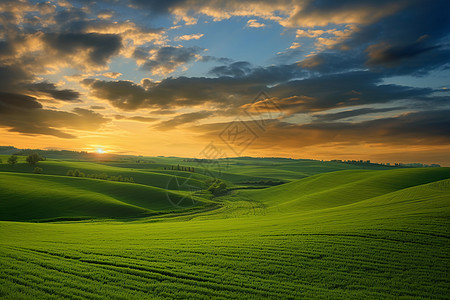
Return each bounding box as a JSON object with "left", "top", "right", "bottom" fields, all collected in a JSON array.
[{"left": 0, "top": 0, "right": 448, "bottom": 165}]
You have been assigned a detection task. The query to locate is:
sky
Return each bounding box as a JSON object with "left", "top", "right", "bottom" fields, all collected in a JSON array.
[{"left": 0, "top": 0, "right": 449, "bottom": 165}]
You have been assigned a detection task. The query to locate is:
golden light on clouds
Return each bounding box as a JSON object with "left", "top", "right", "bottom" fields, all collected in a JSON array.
[{"left": 0, "top": 0, "right": 448, "bottom": 166}]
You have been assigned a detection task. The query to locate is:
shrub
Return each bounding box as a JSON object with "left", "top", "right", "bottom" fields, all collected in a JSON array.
[
  {"left": 207, "top": 179, "right": 227, "bottom": 196},
  {"left": 34, "top": 167, "right": 43, "bottom": 174},
  {"left": 26, "top": 153, "right": 44, "bottom": 165},
  {"left": 7, "top": 155, "right": 18, "bottom": 165},
  {"left": 73, "top": 169, "right": 85, "bottom": 177}
]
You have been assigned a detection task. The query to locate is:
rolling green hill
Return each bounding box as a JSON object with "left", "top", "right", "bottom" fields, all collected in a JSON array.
[
  {"left": 0, "top": 159, "right": 449, "bottom": 299},
  {"left": 238, "top": 167, "right": 450, "bottom": 213},
  {"left": 0, "top": 160, "right": 208, "bottom": 191},
  {"left": 0, "top": 172, "right": 210, "bottom": 222}
]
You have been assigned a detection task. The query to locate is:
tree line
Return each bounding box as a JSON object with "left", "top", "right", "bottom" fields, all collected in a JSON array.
[
  {"left": 2, "top": 153, "right": 45, "bottom": 174},
  {"left": 164, "top": 164, "right": 195, "bottom": 172}
]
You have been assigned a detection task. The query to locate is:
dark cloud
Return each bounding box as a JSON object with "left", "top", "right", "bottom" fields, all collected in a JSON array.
[
  {"left": 367, "top": 41, "right": 442, "bottom": 66},
  {"left": 195, "top": 109, "right": 450, "bottom": 149},
  {"left": 0, "top": 65, "right": 32, "bottom": 93},
  {"left": 286, "top": 0, "right": 412, "bottom": 26},
  {"left": 0, "top": 40, "right": 14, "bottom": 57},
  {"left": 128, "top": 0, "right": 187, "bottom": 14},
  {"left": 1, "top": 0, "right": 448, "bottom": 149},
  {"left": 154, "top": 111, "right": 212, "bottom": 130},
  {"left": 0, "top": 66, "right": 80, "bottom": 103},
  {"left": 199, "top": 56, "right": 233, "bottom": 64},
  {"left": 300, "top": 0, "right": 450, "bottom": 76},
  {"left": 90, "top": 105, "right": 106, "bottom": 110},
  {"left": 312, "top": 107, "right": 407, "bottom": 122},
  {"left": 0, "top": 92, "right": 42, "bottom": 112},
  {"left": 0, "top": 92, "right": 109, "bottom": 138},
  {"left": 43, "top": 33, "right": 122, "bottom": 66},
  {"left": 26, "top": 82, "right": 80, "bottom": 101},
  {"left": 83, "top": 66, "right": 438, "bottom": 115},
  {"left": 83, "top": 74, "right": 273, "bottom": 110},
  {"left": 269, "top": 71, "right": 434, "bottom": 113},
  {"left": 209, "top": 61, "right": 253, "bottom": 77},
  {"left": 135, "top": 46, "right": 203, "bottom": 75},
  {"left": 82, "top": 79, "right": 149, "bottom": 110},
  {"left": 111, "top": 0, "right": 404, "bottom": 28}
]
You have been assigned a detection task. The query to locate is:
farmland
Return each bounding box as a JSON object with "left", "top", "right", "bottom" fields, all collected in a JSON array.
[{"left": 0, "top": 156, "right": 449, "bottom": 299}]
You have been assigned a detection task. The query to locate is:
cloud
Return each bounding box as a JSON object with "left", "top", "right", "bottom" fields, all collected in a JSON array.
[
  {"left": 82, "top": 62, "right": 305, "bottom": 111},
  {"left": 82, "top": 63, "right": 440, "bottom": 116},
  {"left": 174, "top": 33, "right": 204, "bottom": 41},
  {"left": 283, "top": 0, "right": 409, "bottom": 28},
  {"left": 25, "top": 82, "right": 80, "bottom": 101},
  {"left": 366, "top": 40, "right": 442, "bottom": 66},
  {"left": 1, "top": 0, "right": 448, "bottom": 153},
  {"left": 90, "top": 105, "right": 106, "bottom": 110},
  {"left": 134, "top": 46, "right": 203, "bottom": 75},
  {"left": 312, "top": 107, "right": 407, "bottom": 122},
  {"left": 0, "top": 2, "right": 165, "bottom": 80},
  {"left": 246, "top": 19, "right": 265, "bottom": 28},
  {"left": 0, "top": 92, "right": 109, "bottom": 138},
  {"left": 208, "top": 61, "right": 253, "bottom": 77},
  {"left": 154, "top": 111, "right": 212, "bottom": 130},
  {"left": 195, "top": 109, "right": 450, "bottom": 150},
  {"left": 97, "top": 9, "right": 115, "bottom": 20},
  {"left": 82, "top": 79, "right": 149, "bottom": 110},
  {"left": 127, "top": 116, "right": 158, "bottom": 122},
  {"left": 265, "top": 71, "right": 435, "bottom": 114},
  {"left": 119, "top": 0, "right": 411, "bottom": 31},
  {"left": 43, "top": 32, "right": 122, "bottom": 67},
  {"left": 274, "top": 46, "right": 303, "bottom": 64},
  {"left": 102, "top": 72, "right": 122, "bottom": 79},
  {"left": 0, "top": 65, "right": 81, "bottom": 103},
  {"left": 78, "top": 19, "right": 166, "bottom": 47},
  {"left": 295, "top": 26, "right": 357, "bottom": 50},
  {"left": 114, "top": 115, "right": 158, "bottom": 122}
]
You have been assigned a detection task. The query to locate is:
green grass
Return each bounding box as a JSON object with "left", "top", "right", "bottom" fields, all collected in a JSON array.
[
  {"left": 0, "top": 160, "right": 208, "bottom": 191},
  {"left": 0, "top": 159, "right": 449, "bottom": 299},
  {"left": 0, "top": 172, "right": 210, "bottom": 222},
  {"left": 238, "top": 167, "right": 450, "bottom": 212}
]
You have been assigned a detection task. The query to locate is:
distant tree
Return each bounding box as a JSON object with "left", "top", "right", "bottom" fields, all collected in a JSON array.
[
  {"left": 0, "top": 158, "right": 2, "bottom": 164},
  {"left": 34, "top": 167, "right": 43, "bottom": 174},
  {"left": 67, "top": 169, "right": 74, "bottom": 176},
  {"left": 73, "top": 169, "right": 85, "bottom": 177},
  {"left": 26, "top": 153, "right": 44, "bottom": 165},
  {"left": 7, "top": 155, "right": 18, "bottom": 165},
  {"left": 207, "top": 179, "right": 227, "bottom": 196}
]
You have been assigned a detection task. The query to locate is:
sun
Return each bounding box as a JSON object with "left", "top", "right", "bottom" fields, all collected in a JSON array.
[{"left": 96, "top": 148, "right": 105, "bottom": 154}]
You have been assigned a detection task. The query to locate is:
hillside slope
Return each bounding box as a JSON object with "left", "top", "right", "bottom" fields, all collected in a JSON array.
[
  {"left": 0, "top": 161, "right": 208, "bottom": 191},
  {"left": 238, "top": 167, "right": 450, "bottom": 213},
  {"left": 0, "top": 172, "right": 209, "bottom": 221}
]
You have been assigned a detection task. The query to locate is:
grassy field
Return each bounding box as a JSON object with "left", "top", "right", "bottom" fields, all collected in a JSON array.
[{"left": 0, "top": 157, "right": 449, "bottom": 299}]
